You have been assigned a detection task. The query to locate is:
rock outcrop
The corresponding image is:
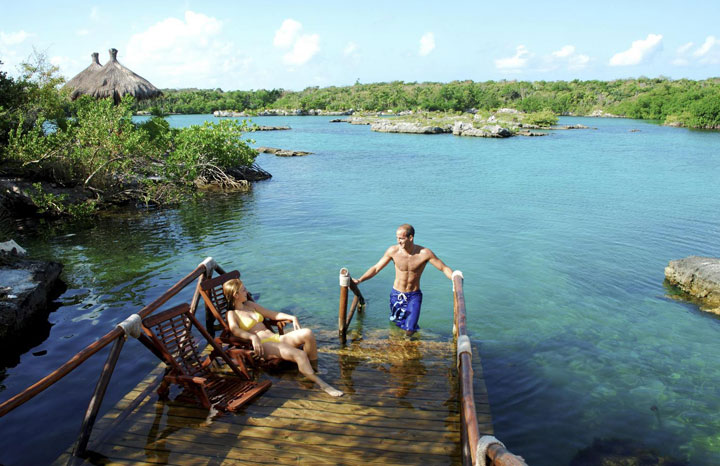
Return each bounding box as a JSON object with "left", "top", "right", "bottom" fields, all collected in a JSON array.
[
  {"left": 370, "top": 121, "right": 450, "bottom": 134},
  {"left": 256, "top": 147, "right": 313, "bottom": 157},
  {"left": 214, "top": 110, "right": 250, "bottom": 117},
  {"left": 588, "top": 109, "right": 621, "bottom": 118},
  {"left": 255, "top": 125, "right": 291, "bottom": 131},
  {"left": 665, "top": 256, "right": 720, "bottom": 313},
  {"left": 452, "top": 122, "right": 513, "bottom": 138},
  {"left": 1, "top": 177, "right": 93, "bottom": 215},
  {"left": 1, "top": 248, "right": 64, "bottom": 340},
  {"left": 257, "top": 109, "right": 354, "bottom": 116}
]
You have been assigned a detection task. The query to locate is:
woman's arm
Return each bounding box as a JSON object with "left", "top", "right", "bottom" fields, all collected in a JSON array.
[{"left": 249, "top": 302, "right": 300, "bottom": 329}]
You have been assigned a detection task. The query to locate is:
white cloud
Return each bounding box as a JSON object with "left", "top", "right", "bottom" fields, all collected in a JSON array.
[
  {"left": 90, "top": 7, "right": 101, "bottom": 22},
  {"left": 693, "top": 35, "right": 720, "bottom": 64},
  {"left": 609, "top": 33, "right": 663, "bottom": 66},
  {"left": 50, "top": 55, "right": 73, "bottom": 69},
  {"left": 125, "top": 11, "right": 251, "bottom": 88},
  {"left": 0, "top": 30, "right": 33, "bottom": 74},
  {"left": 283, "top": 33, "right": 320, "bottom": 65},
  {"left": 550, "top": 45, "right": 589, "bottom": 70},
  {"left": 1, "top": 30, "right": 31, "bottom": 45},
  {"left": 673, "top": 37, "right": 720, "bottom": 66},
  {"left": 273, "top": 19, "right": 320, "bottom": 66},
  {"left": 344, "top": 41, "right": 358, "bottom": 56},
  {"left": 552, "top": 45, "right": 574, "bottom": 59},
  {"left": 419, "top": 32, "right": 435, "bottom": 56},
  {"left": 672, "top": 42, "right": 694, "bottom": 66},
  {"left": 76, "top": 29, "right": 90, "bottom": 37},
  {"left": 274, "top": 19, "right": 302, "bottom": 48},
  {"left": 677, "top": 42, "right": 694, "bottom": 54},
  {"left": 495, "top": 45, "right": 531, "bottom": 70}
]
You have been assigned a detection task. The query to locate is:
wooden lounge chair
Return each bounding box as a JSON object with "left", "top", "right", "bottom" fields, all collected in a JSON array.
[
  {"left": 199, "top": 270, "right": 290, "bottom": 370},
  {"left": 141, "top": 303, "right": 271, "bottom": 412}
]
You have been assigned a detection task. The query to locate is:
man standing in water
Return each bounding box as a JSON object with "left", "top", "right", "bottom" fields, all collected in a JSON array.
[{"left": 353, "top": 224, "right": 454, "bottom": 336}]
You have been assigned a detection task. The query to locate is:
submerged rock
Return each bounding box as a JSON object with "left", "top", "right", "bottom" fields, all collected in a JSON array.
[
  {"left": 664, "top": 256, "right": 720, "bottom": 314},
  {"left": 571, "top": 438, "right": 688, "bottom": 466}
]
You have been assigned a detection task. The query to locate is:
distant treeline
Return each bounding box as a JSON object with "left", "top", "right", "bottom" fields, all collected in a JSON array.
[{"left": 135, "top": 78, "right": 720, "bottom": 129}]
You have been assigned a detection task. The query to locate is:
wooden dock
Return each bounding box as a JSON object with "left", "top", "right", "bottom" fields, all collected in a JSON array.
[{"left": 56, "top": 331, "right": 492, "bottom": 465}]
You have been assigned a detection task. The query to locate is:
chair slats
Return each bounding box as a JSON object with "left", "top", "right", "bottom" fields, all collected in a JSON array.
[
  {"left": 199, "top": 271, "right": 292, "bottom": 371},
  {"left": 141, "top": 303, "right": 270, "bottom": 412}
]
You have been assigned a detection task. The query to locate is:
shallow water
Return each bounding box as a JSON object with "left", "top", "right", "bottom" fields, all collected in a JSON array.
[{"left": 1, "top": 115, "right": 719, "bottom": 465}]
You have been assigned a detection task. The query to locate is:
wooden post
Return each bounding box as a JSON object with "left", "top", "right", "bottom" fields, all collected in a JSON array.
[
  {"left": 338, "top": 268, "right": 350, "bottom": 343},
  {"left": 71, "top": 335, "right": 126, "bottom": 459},
  {"left": 189, "top": 276, "right": 203, "bottom": 316}
]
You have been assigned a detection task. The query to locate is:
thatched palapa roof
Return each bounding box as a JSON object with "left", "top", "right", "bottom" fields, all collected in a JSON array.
[
  {"left": 65, "top": 52, "right": 102, "bottom": 100},
  {"left": 66, "top": 48, "right": 162, "bottom": 103}
]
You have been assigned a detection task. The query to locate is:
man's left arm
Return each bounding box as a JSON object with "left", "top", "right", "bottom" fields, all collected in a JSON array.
[{"left": 428, "top": 250, "right": 453, "bottom": 280}]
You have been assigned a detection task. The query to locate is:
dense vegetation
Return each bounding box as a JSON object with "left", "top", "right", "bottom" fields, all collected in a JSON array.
[
  {"left": 3, "top": 51, "right": 719, "bottom": 220},
  {"left": 0, "top": 56, "right": 258, "bottom": 218},
  {"left": 135, "top": 78, "right": 720, "bottom": 129}
]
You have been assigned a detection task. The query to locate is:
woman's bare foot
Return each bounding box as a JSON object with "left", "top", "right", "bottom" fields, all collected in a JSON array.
[
  {"left": 317, "top": 379, "right": 344, "bottom": 397},
  {"left": 322, "top": 385, "right": 344, "bottom": 397}
]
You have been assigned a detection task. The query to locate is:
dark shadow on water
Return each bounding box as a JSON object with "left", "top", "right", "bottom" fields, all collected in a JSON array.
[
  {"left": 0, "top": 280, "right": 66, "bottom": 382},
  {"left": 570, "top": 437, "right": 689, "bottom": 466}
]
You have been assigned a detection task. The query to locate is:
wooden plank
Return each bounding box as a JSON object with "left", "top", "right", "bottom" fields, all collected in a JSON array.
[
  {"left": 57, "top": 336, "right": 490, "bottom": 466},
  {"left": 107, "top": 427, "right": 461, "bottom": 464},
  {"left": 101, "top": 438, "right": 432, "bottom": 465}
]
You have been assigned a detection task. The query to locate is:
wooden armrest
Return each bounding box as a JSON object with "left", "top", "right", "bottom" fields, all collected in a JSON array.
[
  {"left": 265, "top": 318, "right": 291, "bottom": 335},
  {"left": 177, "top": 375, "right": 207, "bottom": 385}
]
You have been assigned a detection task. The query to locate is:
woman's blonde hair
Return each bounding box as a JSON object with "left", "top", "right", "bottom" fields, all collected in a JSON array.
[{"left": 222, "top": 278, "right": 245, "bottom": 308}]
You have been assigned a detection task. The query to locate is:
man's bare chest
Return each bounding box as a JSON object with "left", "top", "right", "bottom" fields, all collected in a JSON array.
[{"left": 392, "top": 252, "right": 428, "bottom": 271}]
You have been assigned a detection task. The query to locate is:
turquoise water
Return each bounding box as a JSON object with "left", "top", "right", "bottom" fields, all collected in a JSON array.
[{"left": 1, "top": 115, "right": 719, "bottom": 465}]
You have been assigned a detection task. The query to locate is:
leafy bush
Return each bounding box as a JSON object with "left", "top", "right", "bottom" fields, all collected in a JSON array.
[
  {"left": 6, "top": 91, "right": 258, "bottom": 215},
  {"left": 169, "top": 119, "right": 257, "bottom": 185},
  {"left": 523, "top": 109, "right": 558, "bottom": 127}
]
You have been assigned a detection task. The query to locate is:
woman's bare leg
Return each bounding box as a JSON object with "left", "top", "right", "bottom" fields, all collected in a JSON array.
[
  {"left": 280, "top": 328, "right": 318, "bottom": 361},
  {"left": 263, "top": 342, "right": 343, "bottom": 396}
]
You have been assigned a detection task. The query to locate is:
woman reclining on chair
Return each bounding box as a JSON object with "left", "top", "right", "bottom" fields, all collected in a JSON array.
[{"left": 223, "top": 278, "right": 343, "bottom": 397}]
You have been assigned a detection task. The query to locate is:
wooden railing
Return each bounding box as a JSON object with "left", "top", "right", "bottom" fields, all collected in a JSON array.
[
  {"left": 337, "top": 268, "right": 365, "bottom": 344},
  {"left": 452, "top": 271, "right": 526, "bottom": 466},
  {"left": 0, "top": 257, "right": 226, "bottom": 461}
]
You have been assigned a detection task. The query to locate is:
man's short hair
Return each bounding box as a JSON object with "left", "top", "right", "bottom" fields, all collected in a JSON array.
[{"left": 398, "top": 224, "right": 415, "bottom": 237}]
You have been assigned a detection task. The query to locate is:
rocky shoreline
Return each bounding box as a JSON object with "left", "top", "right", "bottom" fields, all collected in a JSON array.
[
  {"left": 0, "top": 243, "right": 64, "bottom": 341},
  {"left": 665, "top": 256, "right": 720, "bottom": 314},
  {"left": 214, "top": 109, "right": 354, "bottom": 117},
  {"left": 0, "top": 162, "right": 271, "bottom": 219}
]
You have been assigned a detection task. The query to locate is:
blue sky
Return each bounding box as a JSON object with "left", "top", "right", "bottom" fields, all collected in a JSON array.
[{"left": 1, "top": 1, "right": 719, "bottom": 91}]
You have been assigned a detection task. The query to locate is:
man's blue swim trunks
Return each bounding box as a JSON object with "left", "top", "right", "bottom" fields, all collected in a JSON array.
[{"left": 389, "top": 288, "right": 423, "bottom": 332}]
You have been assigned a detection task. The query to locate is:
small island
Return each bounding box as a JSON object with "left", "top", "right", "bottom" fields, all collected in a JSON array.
[{"left": 343, "top": 108, "right": 561, "bottom": 138}]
